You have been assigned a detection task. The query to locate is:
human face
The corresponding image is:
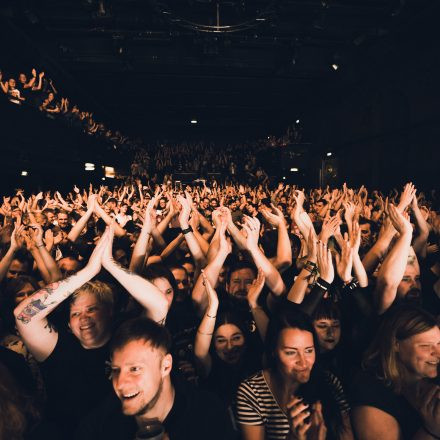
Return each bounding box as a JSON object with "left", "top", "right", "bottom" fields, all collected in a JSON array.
[
  {"left": 315, "top": 202, "right": 325, "bottom": 213},
  {"left": 170, "top": 268, "right": 189, "bottom": 302},
  {"left": 7, "top": 260, "right": 28, "bottom": 280},
  {"left": 114, "top": 249, "right": 128, "bottom": 267},
  {"left": 275, "top": 328, "right": 316, "bottom": 384},
  {"left": 214, "top": 324, "right": 245, "bottom": 365},
  {"left": 57, "top": 213, "right": 69, "bottom": 229},
  {"left": 313, "top": 318, "right": 341, "bottom": 352},
  {"left": 69, "top": 292, "right": 112, "bottom": 349},
  {"left": 397, "top": 263, "right": 421, "bottom": 302},
  {"left": 397, "top": 326, "right": 440, "bottom": 380},
  {"left": 226, "top": 268, "right": 256, "bottom": 301},
  {"left": 14, "top": 282, "right": 36, "bottom": 305},
  {"left": 152, "top": 277, "right": 174, "bottom": 310},
  {"left": 8, "top": 78, "right": 16, "bottom": 88},
  {"left": 19, "top": 74, "right": 26, "bottom": 84},
  {"left": 46, "top": 212, "right": 55, "bottom": 224},
  {"left": 359, "top": 223, "right": 372, "bottom": 247},
  {"left": 111, "top": 340, "right": 172, "bottom": 417},
  {"left": 58, "top": 257, "right": 81, "bottom": 277},
  {"left": 182, "top": 262, "right": 195, "bottom": 287}
]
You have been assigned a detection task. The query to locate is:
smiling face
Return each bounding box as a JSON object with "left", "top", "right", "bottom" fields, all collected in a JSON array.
[
  {"left": 397, "top": 263, "right": 421, "bottom": 303},
  {"left": 111, "top": 339, "right": 172, "bottom": 417},
  {"left": 69, "top": 291, "right": 112, "bottom": 349},
  {"left": 313, "top": 318, "right": 341, "bottom": 352},
  {"left": 226, "top": 268, "right": 256, "bottom": 301},
  {"left": 397, "top": 326, "right": 440, "bottom": 380},
  {"left": 275, "top": 328, "right": 316, "bottom": 384},
  {"left": 214, "top": 323, "right": 246, "bottom": 365}
]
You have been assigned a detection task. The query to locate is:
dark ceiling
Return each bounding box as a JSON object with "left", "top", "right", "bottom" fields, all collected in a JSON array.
[{"left": 0, "top": 0, "right": 435, "bottom": 139}]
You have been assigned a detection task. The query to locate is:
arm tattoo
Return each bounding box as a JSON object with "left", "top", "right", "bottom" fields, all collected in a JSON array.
[{"left": 16, "top": 279, "right": 70, "bottom": 325}]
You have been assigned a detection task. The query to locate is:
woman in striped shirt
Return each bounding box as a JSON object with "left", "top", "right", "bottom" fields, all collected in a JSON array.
[{"left": 236, "top": 308, "right": 353, "bottom": 440}]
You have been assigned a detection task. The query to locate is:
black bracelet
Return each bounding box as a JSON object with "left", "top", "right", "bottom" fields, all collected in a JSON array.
[
  {"left": 342, "top": 278, "right": 359, "bottom": 292},
  {"left": 181, "top": 226, "right": 193, "bottom": 235},
  {"left": 422, "top": 425, "right": 440, "bottom": 440},
  {"left": 315, "top": 277, "right": 331, "bottom": 291}
]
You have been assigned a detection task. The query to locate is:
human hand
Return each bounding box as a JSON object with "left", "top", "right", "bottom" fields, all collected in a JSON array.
[
  {"left": 247, "top": 268, "right": 265, "bottom": 309},
  {"left": 10, "top": 224, "right": 26, "bottom": 251},
  {"left": 87, "top": 193, "right": 97, "bottom": 212},
  {"left": 388, "top": 204, "right": 412, "bottom": 236},
  {"left": 319, "top": 215, "right": 340, "bottom": 244},
  {"left": 316, "top": 240, "right": 334, "bottom": 284},
  {"left": 28, "top": 223, "right": 44, "bottom": 247},
  {"left": 101, "top": 224, "right": 116, "bottom": 270},
  {"left": 241, "top": 215, "right": 261, "bottom": 252},
  {"left": 286, "top": 396, "right": 311, "bottom": 440},
  {"left": 292, "top": 190, "right": 305, "bottom": 210},
  {"left": 398, "top": 182, "right": 417, "bottom": 213},
  {"left": 177, "top": 195, "right": 191, "bottom": 228},
  {"left": 335, "top": 233, "right": 353, "bottom": 283},
  {"left": 306, "top": 229, "right": 318, "bottom": 263},
  {"left": 308, "top": 401, "right": 327, "bottom": 440}
]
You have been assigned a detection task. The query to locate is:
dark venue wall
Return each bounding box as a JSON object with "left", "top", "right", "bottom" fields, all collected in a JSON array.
[{"left": 314, "top": 3, "right": 440, "bottom": 190}]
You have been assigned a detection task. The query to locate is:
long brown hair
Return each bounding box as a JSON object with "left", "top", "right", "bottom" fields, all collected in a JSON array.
[
  {"left": 363, "top": 305, "right": 438, "bottom": 394},
  {"left": 0, "top": 362, "right": 40, "bottom": 440}
]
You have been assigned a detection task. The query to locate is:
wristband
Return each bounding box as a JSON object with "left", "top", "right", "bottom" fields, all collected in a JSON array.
[
  {"left": 181, "top": 226, "right": 193, "bottom": 235},
  {"left": 304, "top": 260, "right": 318, "bottom": 275},
  {"left": 315, "top": 277, "right": 331, "bottom": 291},
  {"left": 342, "top": 278, "right": 359, "bottom": 292}
]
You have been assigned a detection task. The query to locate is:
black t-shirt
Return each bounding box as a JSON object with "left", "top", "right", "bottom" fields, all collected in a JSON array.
[
  {"left": 39, "top": 330, "right": 113, "bottom": 439},
  {"left": 75, "top": 374, "right": 234, "bottom": 440},
  {"left": 351, "top": 371, "right": 422, "bottom": 439}
]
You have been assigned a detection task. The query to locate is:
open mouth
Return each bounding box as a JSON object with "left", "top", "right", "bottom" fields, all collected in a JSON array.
[
  {"left": 80, "top": 323, "right": 95, "bottom": 330},
  {"left": 122, "top": 391, "right": 140, "bottom": 400},
  {"left": 426, "top": 361, "right": 439, "bottom": 366}
]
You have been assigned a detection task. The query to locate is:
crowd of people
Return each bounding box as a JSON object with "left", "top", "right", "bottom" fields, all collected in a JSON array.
[
  {"left": 0, "top": 67, "right": 134, "bottom": 150},
  {"left": 0, "top": 178, "right": 438, "bottom": 440}
]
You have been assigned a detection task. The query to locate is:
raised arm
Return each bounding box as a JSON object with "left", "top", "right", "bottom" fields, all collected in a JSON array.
[
  {"left": 14, "top": 233, "right": 107, "bottom": 361},
  {"left": 0, "top": 224, "right": 25, "bottom": 283},
  {"left": 411, "top": 194, "right": 429, "bottom": 259},
  {"left": 242, "top": 216, "right": 286, "bottom": 296},
  {"left": 260, "top": 204, "right": 292, "bottom": 272},
  {"left": 94, "top": 202, "right": 126, "bottom": 237},
  {"left": 193, "top": 271, "right": 219, "bottom": 377},
  {"left": 102, "top": 226, "right": 168, "bottom": 323},
  {"left": 67, "top": 194, "right": 96, "bottom": 243},
  {"left": 247, "top": 268, "right": 269, "bottom": 341},
  {"left": 129, "top": 197, "right": 156, "bottom": 273},
  {"left": 374, "top": 204, "right": 413, "bottom": 314}
]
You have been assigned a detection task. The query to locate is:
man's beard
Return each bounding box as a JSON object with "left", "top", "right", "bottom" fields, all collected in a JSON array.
[{"left": 135, "top": 378, "right": 163, "bottom": 417}]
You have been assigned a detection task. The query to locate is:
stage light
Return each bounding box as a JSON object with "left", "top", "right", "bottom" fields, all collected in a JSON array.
[
  {"left": 85, "top": 162, "right": 95, "bottom": 171},
  {"left": 295, "top": 119, "right": 300, "bottom": 124},
  {"left": 290, "top": 168, "right": 299, "bottom": 172},
  {"left": 191, "top": 120, "right": 198, "bottom": 124},
  {"left": 104, "top": 166, "right": 115, "bottom": 178},
  {"left": 332, "top": 63, "right": 339, "bottom": 71},
  {"left": 327, "top": 152, "right": 332, "bottom": 157},
  {"left": 102, "top": 177, "right": 106, "bottom": 181},
  {"left": 282, "top": 176, "right": 286, "bottom": 180},
  {"left": 21, "top": 171, "right": 28, "bottom": 176}
]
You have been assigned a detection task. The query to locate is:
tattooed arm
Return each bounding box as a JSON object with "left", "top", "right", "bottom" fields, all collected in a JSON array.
[
  {"left": 14, "top": 231, "right": 108, "bottom": 362},
  {"left": 102, "top": 226, "right": 169, "bottom": 323}
]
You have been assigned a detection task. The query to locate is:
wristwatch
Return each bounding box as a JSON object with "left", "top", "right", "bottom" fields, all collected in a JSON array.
[{"left": 181, "top": 226, "right": 193, "bottom": 235}]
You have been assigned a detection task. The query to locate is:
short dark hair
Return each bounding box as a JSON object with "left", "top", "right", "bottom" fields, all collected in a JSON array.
[
  {"left": 110, "top": 317, "right": 172, "bottom": 356},
  {"left": 142, "top": 263, "right": 178, "bottom": 294},
  {"left": 227, "top": 261, "right": 257, "bottom": 284}
]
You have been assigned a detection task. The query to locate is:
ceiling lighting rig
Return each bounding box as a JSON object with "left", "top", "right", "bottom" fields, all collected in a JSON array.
[{"left": 149, "top": 0, "right": 277, "bottom": 34}]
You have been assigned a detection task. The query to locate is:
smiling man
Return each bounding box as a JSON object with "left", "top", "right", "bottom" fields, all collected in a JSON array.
[{"left": 76, "top": 317, "right": 234, "bottom": 440}]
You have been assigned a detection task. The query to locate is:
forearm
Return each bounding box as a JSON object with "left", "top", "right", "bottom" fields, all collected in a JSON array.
[
  {"left": 29, "top": 247, "right": 51, "bottom": 284},
  {"left": 159, "top": 234, "right": 185, "bottom": 261},
  {"left": 227, "top": 222, "right": 247, "bottom": 250},
  {"left": 96, "top": 207, "right": 126, "bottom": 236},
  {"left": 0, "top": 247, "right": 16, "bottom": 283},
  {"left": 274, "top": 224, "right": 292, "bottom": 271},
  {"left": 362, "top": 234, "right": 395, "bottom": 274},
  {"left": 353, "top": 254, "right": 368, "bottom": 288},
  {"left": 129, "top": 229, "right": 152, "bottom": 273},
  {"left": 192, "top": 229, "right": 209, "bottom": 256},
  {"left": 192, "top": 251, "right": 227, "bottom": 313},
  {"left": 104, "top": 260, "right": 168, "bottom": 322},
  {"left": 249, "top": 247, "right": 285, "bottom": 296},
  {"left": 287, "top": 269, "right": 311, "bottom": 304},
  {"left": 67, "top": 209, "right": 93, "bottom": 242},
  {"left": 299, "top": 282, "right": 329, "bottom": 316},
  {"left": 182, "top": 229, "right": 206, "bottom": 266},
  {"left": 250, "top": 305, "right": 269, "bottom": 341},
  {"left": 194, "top": 302, "right": 218, "bottom": 374},
  {"left": 151, "top": 227, "right": 166, "bottom": 251},
  {"left": 157, "top": 213, "right": 173, "bottom": 235},
  {"left": 14, "top": 268, "right": 94, "bottom": 324}
]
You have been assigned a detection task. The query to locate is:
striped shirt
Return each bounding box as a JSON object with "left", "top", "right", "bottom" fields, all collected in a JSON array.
[{"left": 235, "top": 370, "right": 349, "bottom": 440}]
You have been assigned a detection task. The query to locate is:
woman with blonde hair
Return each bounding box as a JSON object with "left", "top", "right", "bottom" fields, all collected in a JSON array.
[{"left": 351, "top": 305, "right": 440, "bottom": 440}]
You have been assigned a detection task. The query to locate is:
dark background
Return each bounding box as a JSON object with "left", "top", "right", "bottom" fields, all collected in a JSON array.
[{"left": 0, "top": 0, "right": 439, "bottom": 191}]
